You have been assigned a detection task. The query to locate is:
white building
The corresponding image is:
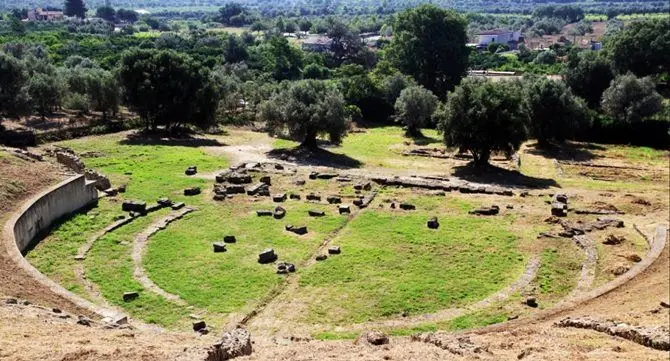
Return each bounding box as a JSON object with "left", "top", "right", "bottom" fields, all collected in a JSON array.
[{"left": 477, "top": 29, "right": 521, "bottom": 48}]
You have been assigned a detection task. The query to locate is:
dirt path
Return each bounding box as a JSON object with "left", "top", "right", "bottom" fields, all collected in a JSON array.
[
  {"left": 131, "top": 207, "right": 195, "bottom": 305},
  {"left": 567, "top": 235, "right": 597, "bottom": 298}
]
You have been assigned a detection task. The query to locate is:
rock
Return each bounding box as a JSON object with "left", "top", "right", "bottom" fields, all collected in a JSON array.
[
  {"left": 213, "top": 243, "right": 227, "bottom": 253},
  {"left": 336, "top": 176, "right": 352, "bottom": 182},
  {"left": 260, "top": 175, "right": 271, "bottom": 185},
  {"left": 193, "top": 320, "right": 207, "bottom": 332},
  {"left": 554, "top": 194, "right": 568, "bottom": 204},
  {"left": 227, "top": 173, "right": 252, "bottom": 184},
  {"left": 357, "top": 191, "right": 377, "bottom": 209},
  {"left": 294, "top": 180, "right": 306, "bottom": 186},
  {"left": 171, "top": 202, "right": 185, "bottom": 210},
  {"left": 123, "top": 292, "right": 139, "bottom": 302},
  {"left": 206, "top": 327, "right": 253, "bottom": 361},
  {"left": 185, "top": 166, "right": 197, "bottom": 176},
  {"left": 122, "top": 200, "right": 146, "bottom": 213},
  {"left": 247, "top": 183, "right": 269, "bottom": 196},
  {"left": 625, "top": 254, "right": 642, "bottom": 262},
  {"left": 399, "top": 203, "right": 416, "bottom": 211},
  {"left": 309, "top": 172, "right": 319, "bottom": 180},
  {"left": 103, "top": 187, "right": 118, "bottom": 197},
  {"left": 4, "top": 298, "right": 17, "bottom": 305},
  {"left": 289, "top": 193, "right": 301, "bottom": 200},
  {"left": 469, "top": 205, "right": 500, "bottom": 216},
  {"left": 258, "top": 249, "right": 278, "bottom": 264},
  {"left": 611, "top": 265, "right": 630, "bottom": 276},
  {"left": 338, "top": 205, "right": 351, "bottom": 214},
  {"left": 520, "top": 191, "right": 529, "bottom": 197},
  {"left": 272, "top": 193, "right": 287, "bottom": 202},
  {"left": 276, "top": 262, "right": 296, "bottom": 274},
  {"left": 551, "top": 202, "right": 568, "bottom": 217},
  {"left": 315, "top": 254, "right": 328, "bottom": 261},
  {"left": 273, "top": 206, "right": 286, "bottom": 219},
  {"left": 52, "top": 308, "right": 62, "bottom": 314},
  {"left": 56, "top": 151, "right": 85, "bottom": 173},
  {"left": 631, "top": 197, "right": 651, "bottom": 206},
  {"left": 506, "top": 205, "right": 514, "bottom": 209},
  {"left": 354, "top": 182, "right": 372, "bottom": 191},
  {"left": 306, "top": 193, "right": 321, "bottom": 201},
  {"left": 223, "top": 236, "right": 237, "bottom": 244},
  {"left": 556, "top": 316, "right": 670, "bottom": 351},
  {"left": 308, "top": 210, "right": 325, "bottom": 217},
  {"left": 603, "top": 234, "right": 625, "bottom": 245},
  {"left": 157, "top": 197, "right": 172, "bottom": 207},
  {"left": 184, "top": 187, "right": 201, "bottom": 196},
  {"left": 328, "top": 246, "right": 341, "bottom": 254},
  {"left": 316, "top": 173, "right": 338, "bottom": 180},
  {"left": 225, "top": 185, "right": 246, "bottom": 195},
  {"left": 327, "top": 196, "right": 342, "bottom": 204},
  {"left": 256, "top": 210, "right": 273, "bottom": 217},
  {"left": 117, "top": 184, "right": 127, "bottom": 193},
  {"left": 358, "top": 331, "right": 389, "bottom": 346},
  {"left": 285, "top": 225, "right": 308, "bottom": 235},
  {"left": 427, "top": 217, "right": 439, "bottom": 229},
  {"left": 274, "top": 164, "right": 284, "bottom": 170},
  {"left": 661, "top": 301, "right": 670, "bottom": 308},
  {"left": 77, "top": 316, "right": 92, "bottom": 327},
  {"left": 525, "top": 297, "right": 538, "bottom": 308}
]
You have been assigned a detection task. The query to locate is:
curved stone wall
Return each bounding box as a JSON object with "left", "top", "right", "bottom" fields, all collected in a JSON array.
[
  {"left": 13, "top": 175, "right": 97, "bottom": 252},
  {"left": 3, "top": 175, "right": 123, "bottom": 319}
]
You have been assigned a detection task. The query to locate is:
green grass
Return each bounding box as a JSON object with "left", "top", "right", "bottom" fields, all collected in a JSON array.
[
  {"left": 85, "top": 208, "right": 193, "bottom": 328},
  {"left": 144, "top": 200, "right": 348, "bottom": 315},
  {"left": 59, "top": 134, "right": 227, "bottom": 201},
  {"left": 535, "top": 245, "right": 582, "bottom": 300},
  {"left": 441, "top": 309, "right": 508, "bottom": 330},
  {"left": 296, "top": 201, "right": 524, "bottom": 324},
  {"left": 313, "top": 331, "right": 360, "bottom": 340},
  {"left": 274, "top": 126, "right": 443, "bottom": 170},
  {"left": 26, "top": 201, "right": 119, "bottom": 300}
]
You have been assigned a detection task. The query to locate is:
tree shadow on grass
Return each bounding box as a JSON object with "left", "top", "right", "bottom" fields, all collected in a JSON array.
[
  {"left": 453, "top": 163, "right": 560, "bottom": 189},
  {"left": 525, "top": 141, "right": 605, "bottom": 162},
  {"left": 409, "top": 133, "right": 442, "bottom": 146},
  {"left": 119, "top": 131, "right": 226, "bottom": 147},
  {"left": 267, "top": 146, "right": 363, "bottom": 169}
]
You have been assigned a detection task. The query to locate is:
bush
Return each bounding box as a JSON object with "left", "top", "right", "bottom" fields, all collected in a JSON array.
[
  {"left": 64, "top": 93, "right": 91, "bottom": 113},
  {"left": 534, "top": 50, "right": 557, "bottom": 65},
  {"left": 394, "top": 85, "right": 438, "bottom": 136}
]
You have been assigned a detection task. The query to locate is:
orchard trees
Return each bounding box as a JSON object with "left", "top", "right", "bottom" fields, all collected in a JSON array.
[{"left": 259, "top": 80, "right": 347, "bottom": 149}]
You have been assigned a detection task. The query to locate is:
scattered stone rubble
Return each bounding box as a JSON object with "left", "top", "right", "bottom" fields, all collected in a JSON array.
[
  {"left": 556, "top": 317, "right": 670, "bottom": 351},
  {"left": 205, "top": 327, "right": 253, "bottom": 361}
]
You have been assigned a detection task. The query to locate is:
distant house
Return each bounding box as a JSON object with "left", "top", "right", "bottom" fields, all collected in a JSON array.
[
  {"left": 27, "top": 8, "right": 64, "bottom": 21},
  {"left": 301, "top": 35, "right": 332, "bottom": 52},
  {"left": 477, "top": 29, "right": 521, "bottom": 49}
]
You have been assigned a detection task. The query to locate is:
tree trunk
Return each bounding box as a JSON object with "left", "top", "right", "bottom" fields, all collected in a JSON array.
[
  {"left": 301, "top": 133, "right": 318, "bottom": 150},
  {"left": 472, "top": 148, "right": 491, "bottom": 168}
]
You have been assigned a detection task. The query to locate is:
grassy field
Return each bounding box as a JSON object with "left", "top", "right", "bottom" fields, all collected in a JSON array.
[
  {"left": 274, "top": 126, "right": 445, "bottom": 170},
  {"left": 296, "top": 199, "right": 524, "bottom": 324}
]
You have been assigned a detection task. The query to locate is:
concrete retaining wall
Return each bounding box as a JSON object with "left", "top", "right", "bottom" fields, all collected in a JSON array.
[
  {"left": 4, "top": 175, "right": 124, "bottom": 319},
  {"left": 13, "top": 175, "right": 98, "bottom": 253}
]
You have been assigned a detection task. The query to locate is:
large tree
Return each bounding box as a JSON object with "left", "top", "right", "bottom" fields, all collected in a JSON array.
[
  {"left": 118, "top": 49, "right": 219, "bottom": 131},
  {"left": 394, "top": 85, "right": 438, "bottom": 137},
  {"left": 64, "top": 0, "right": 87, "bottom": 18},
  {"left": 259, "top": 80, "right": 347, "bottom": 149},
  {"left": 387, "top": 4, "right": 468, "bottom": 98},
  {"left": 0, "top": 52, "right": 30, "bottom": 117},
  {"left": 604, "top": 19, "right": 670, "bottom": 78},
  {"left": 435, "top": 78, "right": 526, "bottom": 167},
  {"left": 28, "top": 73, "right": 66, "bottom": 119},
  {"left": 96, "top": 6, "right": 116, "bottom": 22},
  {"left": 601, "top": 74, "right": 663, "bottom": 124},
  {"left": 522, "top": 77, "right": 589, "bottom": 146},
  {"left": 563, "top": 51, "right": 614, "bottom": 108}
]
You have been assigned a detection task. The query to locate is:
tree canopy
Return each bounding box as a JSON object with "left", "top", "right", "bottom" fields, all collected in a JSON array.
[
  {"left": 64, "top": 0, "right": 87, "bottom": 18},
  {"left": 601, "top": 73, "right": 663, "bottom": 124},
  {"left": 435, "top": 78, "right": 526, "bottom": 167},
  {"left": 604, "top": 19, "right": 670, "bottom": 77},
  {"left": 564, "top": 51, "right": 614, "bottom": 108},
  {"left": 394, "top": 85, "right": 438, "bottom": 136},
  {"left": 118, "top": 49, "right": 219, "bottom": 131},
  {"left": 387, "top": 4, "right": 468, "bottom": 98},
  {"left": 259, "top": 79, "right": 347, "bottom": 149}
]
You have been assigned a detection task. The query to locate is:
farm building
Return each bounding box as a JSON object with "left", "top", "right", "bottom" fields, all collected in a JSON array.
[
  {"left": 27, "top": 8, "right": 64, "bottom": 21},
  {"left": 477, "top": 29, "right": 521, "bottom": 49}
]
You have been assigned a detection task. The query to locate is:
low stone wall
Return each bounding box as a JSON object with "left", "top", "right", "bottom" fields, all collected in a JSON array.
[
  {"left": 4, "top": 175, "right": 123, "bottom": 319},
  {"left": 13, "top": 175, "right": 98, "bottom": 253}
]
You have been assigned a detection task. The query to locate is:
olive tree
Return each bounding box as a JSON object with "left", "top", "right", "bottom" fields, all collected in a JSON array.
[
  {"left": 601, "top": 74, "right": 663, "bottom": 124},
  {"left": 394, "top": 85, "right": 438, "bottom": 136},
  {"left": 259, "top": 80, "right": 347, "bottom": 149},
  {"left": 435, "top": 78, "right": 527, "bottom": 167},
  {"left": 522, "top": 77, "right": 589, "bottom": 146}
]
